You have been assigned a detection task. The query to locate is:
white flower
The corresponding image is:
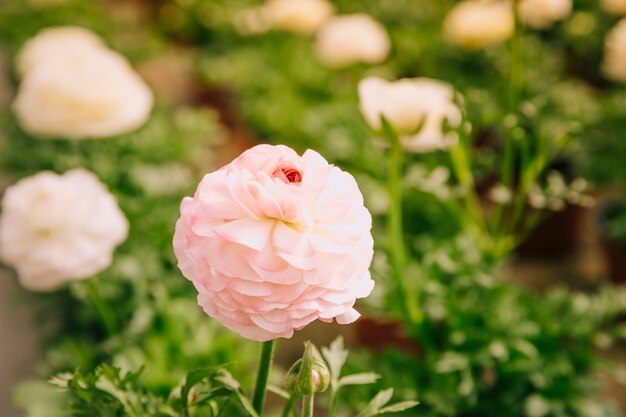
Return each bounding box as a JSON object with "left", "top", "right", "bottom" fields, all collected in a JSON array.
[
  {"left": 16, "top": 26, "right": 106, "bottom": 77},
  {"left": 315, "top": 14, "right": 390, "bottom": 68},
  {"left": 601, "top": 0, "right": 626, "bottom": 15},
  {"left": 518, "top": 0, "right": 572, "bottom": 29},
  {"left": 358, "top": 76, "right": 462, "bottom": 152},
  {"left": 488, "top": 184, "right": 513, "bottom": 204},
  {"left": 264, "top": 0, "right": 334, "bottom": 35},
  {"left": 0, "top": 169, "right": 129, "bottom": 292},
  {"left": 13, "top": 45, "right": 153, "bottom": 139},
  {"left": 443, "top": 1, "right": 514, "bottom": 48},
  {"left": 603, "top": 19, "right": 626, "bottom": 83}
]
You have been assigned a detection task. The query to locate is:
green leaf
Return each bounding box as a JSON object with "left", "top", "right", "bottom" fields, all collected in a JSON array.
[
  {"left": 214, "top": 369, "right": 260, "bottom": 417},
  {"left": 181, "top": 366, "right": 220, "bottom": 410},
  {"left": 321, "top": 336, "right": 348, "bottom": 384},
  {"left": 338, "top": 373, "right": 380, "bottom": 387},
  {"left": 356, "top": 388, "right": 394, "bottom": 417},
  {"left": 379, "top": 401, "right": 420, "bottom": 414}
]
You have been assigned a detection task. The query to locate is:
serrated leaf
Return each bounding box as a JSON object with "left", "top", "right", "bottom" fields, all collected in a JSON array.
[
  {"left": 379, "top": 401, "right": 420, "bottom": 414},
  {"left": 49, "top": 373, "right": 73, "bottom": 389},
  {"left": 338, "top": 373, "right": 380, "bottom": 387},
  {"left": 181, "top": 367, "right": 220, "bottom": 411},
  {"left": 214, "top": 370, "right": 260, "bottom": 417},
  {"left": 321, "top": 336, "right": 348, "bottom": 383},
  {"left": 356, "top": 388, "right": 394, "bottom": 417}
]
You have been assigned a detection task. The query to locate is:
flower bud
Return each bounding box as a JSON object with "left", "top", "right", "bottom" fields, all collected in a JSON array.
[{"left": 284, "top": 342, "right": 330, "bottom": 396}]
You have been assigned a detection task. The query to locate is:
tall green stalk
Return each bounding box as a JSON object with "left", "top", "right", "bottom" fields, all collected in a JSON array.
[
  {"left": 387, "top": 128, "right": 420, "bottom": 324},
  {"left": 491, "top": 4, "right": 524, "bottom": 254},
  {"left": 85, "top": 279, "right": 117, "bottom": 336},
  {"left": 252, "top": 340, "right": 276, "bottom": 416}
]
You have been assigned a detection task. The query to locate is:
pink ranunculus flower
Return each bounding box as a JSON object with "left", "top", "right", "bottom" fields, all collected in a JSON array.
[{"left": 173, "top": 144, "right": 374, "bottom": 341}]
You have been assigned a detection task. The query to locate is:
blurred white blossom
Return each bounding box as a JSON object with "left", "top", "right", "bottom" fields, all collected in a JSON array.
[
  {"left": 528, "top": 172, "right": 594, "bottom": 211},
  {"left": 264, "top": 0, "right": 334, "bottom": 35},
  {"left": 443, "top": 0, "right": 514, "bottom": 49},
  {"left": 358, "top": 76, "right": 462, "bottom": 152},
  {"left": 603, "top": 19, "right": 626, "bottom": 84},
  {"left": 601, "top": 0, "right": 626, "bottom": 15},
  {"left": 517, "top": 0, "right": 572, "bottom": 29},
  {"left": 16, "top": 26, "right": 105, "bottom": 76},
  {"left": 315, "top": 14, "right": 390, "bottom": 68},
  {"left": 13, "top": 27, "right": 153, "bottom": 139},
  {"left": 405, "top": 165, "right": 455, "bottom": 200},
  {"left": 0, "top": 169, "right": 128, "bottom": 292},
  {"left": 488, "top": 184, "right": 513, "bottom": 204}
]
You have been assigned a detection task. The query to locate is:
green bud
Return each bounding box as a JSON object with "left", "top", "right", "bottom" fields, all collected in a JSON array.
[{"left": 284, "top": 342, "right": 330, "bottom": 396}]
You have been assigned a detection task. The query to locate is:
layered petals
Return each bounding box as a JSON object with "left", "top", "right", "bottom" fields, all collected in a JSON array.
[{"left": 173, "top": 144, "right": 374, "bottom": 341}]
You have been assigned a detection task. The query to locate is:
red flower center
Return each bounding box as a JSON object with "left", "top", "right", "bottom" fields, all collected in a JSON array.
[{"left": 273, "top": 163, "right": 302, "bottom": 184}]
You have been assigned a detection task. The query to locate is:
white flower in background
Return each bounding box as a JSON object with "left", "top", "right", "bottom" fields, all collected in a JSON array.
[
  {"left": 603, "top": 19, "right": 626, "bottom": 83},
  {"left": 443, "top": 0, "right": 514, "bottom": 48},
  {"left": 488, "top": 184, "right": 513, "bottom": 204},
  {"left": 358, "top": 76, "right": 463, "bottom": 152},
  {"left": 528, "top": 172, "right": 594, "bottom": 211},
  {"left": 13, "top": 46, "right": 153, "bottom": 139},
  {"left": 0, "top": 169, "right": 129, "bottom": 292},
  {"left": 405, "top": 165, "right": 455, "bottom": 200},
  {"left": 601, "top": 0, "right": 626, "bottom": 15},
  {"left": 16, "top": 26, "right": 106, "bottom": 76},
  {"left": 264, "top": 0, "right": 334, "bottom": 35},
  {"left": 517, "top": 0, "right": 572, "bottom": 29},
  {"left": 315, "top": 14, "right": 390, "bottom": 68}
]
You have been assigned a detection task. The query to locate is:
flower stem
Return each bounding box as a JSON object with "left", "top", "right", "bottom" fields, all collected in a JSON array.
[
  {"left": 85, "top": 279, "right": 117, "bottom": 336},
  {"left": 387, "top": 130, "right": 420, "bottom": 324},
  {"left": 492, "top": 6, "right": 524, "bottom": 251},
  {"left": 302, "top": 395, "right": 314, "bottom": 417},
  {"left": 327, "top": 387, "right": 339, "bottom": 417},
  {"left": 281, "top": 396, "right": 297, "bottom": 417},
  {"left": 252, "top": 340, "right": 276, "bottom": 416}
]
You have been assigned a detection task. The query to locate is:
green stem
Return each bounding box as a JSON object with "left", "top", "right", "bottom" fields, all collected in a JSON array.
[
  {"left": 387, "top": 131, "right": 419, "bottom": 324},
  {"left": 492, "top": 5, "right": 524, "bottom": 247},
  {"left": 327, "top": 387, "right": 339, "bottom": 417},
  {"left": 281, "top": 396, "right": 296, "bottom": 417},
  {"left": 85, "top": 279, "right": 117, "bottom": 336},
  {"left": 449, "top": 138, "right": 487, "bottom": 239},
  {"left": 302, "top": 395, "right": 314, "bottom": 417},
  {"left": 252, "top": 340, "right": 276, "bottom": 416}
]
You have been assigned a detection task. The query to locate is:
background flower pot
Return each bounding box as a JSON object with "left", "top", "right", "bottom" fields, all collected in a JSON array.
[
  {"left": 601, "top": 237, "right": 626, "bottom": 284},
  {"left": 517, "top": 204, "right": 591, "bottom": 257},
  {"left": 350, "top": 316, "right": 423, "bottom": 358}
]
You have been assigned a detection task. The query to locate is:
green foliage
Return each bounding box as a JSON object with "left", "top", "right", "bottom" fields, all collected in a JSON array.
[
  {"left": 344, "top": 258, "right": 626, "bottom": 417},
  {"left": 49, "top": 365, "right": 258, "bottom": 417}
]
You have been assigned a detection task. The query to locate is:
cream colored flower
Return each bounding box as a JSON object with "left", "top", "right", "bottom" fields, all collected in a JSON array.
[
  {"left": 0, "top": 169, "right": 129, "bottom": 292},
  {"left": 315, "top": 14, "right": 391, "bottom": 68},
  {"left": 603, "top": 19, "right": 626, "bottom": 83},
  {"left": 358, "top": 76, "right": 462, "bottom": 152},
  {"left": 264, "top": 0, "right": 334, "bottom": 35},
  {"left": 601, "top": 0, "right": 626, "bottom": 15},
  {"left": 518, "top": 0, "right": 572, "bottom": 29},
  {"left": 443, "top": 1, "right": 514, "bottom": 48},
  {"left": 16, "top": 26, "right": 106, "bottom": 77},
  {"left": 13, "top": 46, "right": 153, "bottom": 139}
]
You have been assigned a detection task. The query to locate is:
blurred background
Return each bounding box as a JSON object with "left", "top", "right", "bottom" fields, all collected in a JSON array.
[{"left": 1, "top": 0, "right": 626, "bottom": 416}]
